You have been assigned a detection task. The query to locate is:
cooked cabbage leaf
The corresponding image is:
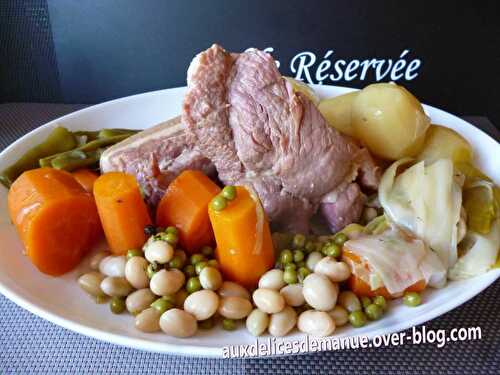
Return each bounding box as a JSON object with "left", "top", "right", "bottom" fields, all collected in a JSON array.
[
  {"left": 379, "top": 158, "right": 463, "bottom": 269},
  {"left": 448, "top": 219, "right": 500, "bottom": 280},
  {"left": 346, "top": 229, "right": 447, "bottom": 295}
]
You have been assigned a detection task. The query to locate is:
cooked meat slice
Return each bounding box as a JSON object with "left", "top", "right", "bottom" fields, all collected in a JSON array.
[
  {"left": 183, "top": 44, "right": 360, "bottom": 232},
  {"left": 355, "top": 148, "right": 382, "bottom": 190},
  {"left": 320, "top": 183, "right": 366, "bottom": 232},
  {"left": 100, "top": 116, "right": 215, "bottom": 207}
]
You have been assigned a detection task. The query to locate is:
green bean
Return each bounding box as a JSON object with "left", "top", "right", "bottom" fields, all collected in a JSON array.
[
  {"left": 39, "top": 134, "right": 129, "bottom": 169},
  {"left": 97, "top": 129, "right": 139, "bottom": 138},
  {"left": 50, "top": 149, "right": 103, "bottom": 171},
  {"left": 0, "top": 127, "right": 77, "bottom": 188}
]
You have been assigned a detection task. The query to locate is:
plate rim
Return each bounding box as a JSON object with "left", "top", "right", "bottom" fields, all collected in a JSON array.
[{"left": 0, "top": 85, "right": 499, "bottom": 357}]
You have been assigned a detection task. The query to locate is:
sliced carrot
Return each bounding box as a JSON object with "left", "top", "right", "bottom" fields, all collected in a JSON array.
[
  {"left": 156, "top": 170, "right": 221, "bottom": 253},
  {"left": 342, "top": 249, "right": 426, "bottom": 298},
  {"left": 8, "top": 168, "right": 101, "bottom": 275},
  {"left": 209, "top": 186, "right": 275, "bottom": 288},
  {"left": 72, "top": 169, "right": 99, "bottom": 193},
  {"left": 94, "top": 172, "right": 152, "bottom": 255}
]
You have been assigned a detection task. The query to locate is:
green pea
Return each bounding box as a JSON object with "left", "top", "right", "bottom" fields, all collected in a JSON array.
[
  {"left": 211, "top": 195, "right": 227, "bottom": 211},
  {"left": 361, "top": 296, "right": 372, "bottom": 309},
  {"left": 293, "top": 234, "right": 306, "bottom": 249},
  {"left": 109, "top": 297, "right": 126, "bottom": 314},
  {"left": 296, "top": 260, "right": 306, "bottom": 268},
  {"left": 298, "top": 267, "right": 311, "bottom": 280},
  {"left": 166, "top": 226, "right": 178, "bottom": 235},
  {"left": 373, "top": 296, "right": 387, "bottom": 311},
  {"left": 284, "top": 263, "right": 296, "bottom": 272},
  {"left": 304, "top": 241, "right": 316, "bottom": 253},
  {"left": 186, "top": 276, "right": 202, "bottom": 293},
  {"left": 280, "top": 249, "right": 293, "bottom": 264},
  {"left": 283, "top": 269, "right": 298, "bottom": 284},
  {"left": 333, "top": 233, "right": 348, "bottom": 246},
  {"left": 293, "top": 250, "right": 304, "bottom": 263},
  {"left": 221, "top": 186, "right": 237, "bottom": 201},
  {"left": 146, "top": 263, "right": 158, "bottom": 279},
  {"left": 365, "top": 304, "right": 383, "bottom": 320},
  {"left": 168, "top": 255, "right": 184, "bottom": 269},
  {"left": 222, "top": 318, "right": 237, "bottom": 331},
  {"left": 126, "top": 249, "right": 142, "bottom": 259},
  {"left": 183, "top": 264, "right": 196, "bottom": 278},
  {"left": 207, "top": 259, "right": 219, "bottom": 269},
  {"left": 323, "top": 243, "right": 341, "bottom": 258},
  {"left": 199, "top": 318, "right": 215, "bottom": 330},
  {"left": 349, "top": 310, "right": 367, "bottom": 328},
  {"left": 165, "top": 232, "right": 178, "bottom": 245},
  {"left": 151, "top": 297, "right": 174, "bottom": 314},
  {"left": 403, "top": 292, "right": 421, "bottom": 307},
  {"left": 190, "top": 254, "right": 206, "bottom": 265},
  {"left": 195, "top": 261, "right": 208, "bottom": 275},
  {"left": 201, "top": 246, "right": 214, "bottom": 257}
]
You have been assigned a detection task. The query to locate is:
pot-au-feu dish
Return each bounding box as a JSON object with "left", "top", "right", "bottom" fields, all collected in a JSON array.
[{"left": 2, "top": 45, "right": 499, "bottom": 338}]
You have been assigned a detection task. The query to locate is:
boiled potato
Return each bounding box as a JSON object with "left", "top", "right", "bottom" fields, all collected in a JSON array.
[
  {"left": 318, "top": 92, "right": 358, "bottom": 137},
  {"left": 352, "top": 83, "right": 430, "bottom": 160},
  {"left": 417, "top": 125, "right": 473, "bottom": 164},
  {"left": 284, "top": 77, "right": 320, "bottom": 105}
]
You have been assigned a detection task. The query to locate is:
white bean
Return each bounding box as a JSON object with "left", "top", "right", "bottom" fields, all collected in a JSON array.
[
  {"left": 126, "top": 288, "right": 156, "bottom": 315},
  {"left": 160, "top": 308, "right": 197, "bottom": 338},
  {"left": 258, "top": 269, "right": 286, "bottom": 290},
  {"left": 218, "top": 296, "right": 253, "bottom": 319},
  {"left": 199, "top": 267, "right": 222, "bottom": 290},
  {"left": 268, "top": 306, "right": 297, "bottom": 337},
  {"left": 150, "top": 269, "right": 185, "bottom": 296},
  {"left": 99, "top": 255, "right": 127, "bottom": 277},
  {"left": 279, "top": 284, "right": 305, "bottom": 307},
  {"left": 297, "top": 310, "right": 336, "bottom": 337},
  {"left": 246, "top": 309, "right": 269, "bottom": 337},
  {"left": 100, "top": 276, "right": 133, "bottom": 297},
  {"left": 306, "top": 251, "right": 323, "bottom": 271},
  {"left": 314, "top": 257, "right": 351, "bottom": 282},
  {"left": 338, "top": 291, "right": 361, "bottom": 312},
  {"left": 89, "top": 251, "right": 109, "bottom": 271},
  {"left": 328, "top": 306, "right": 349, "bottom": 327},
  {"left": 253, "top": 288, "right": 286, "bottom": 314},
  {"left": 218, "top": 281, "right": 250, "bottom": 300},
  {"left": 135, "top": 307, "right": 161, "bottom": 332},
  {"left": 78, "top": 272, "right": 106, "bottom": 297},
  {"left": 125, "top": 256, "right": 149, "bottom": 289},
  {"left": 183, "top": 290, "right": 219, "bottom": 320},
  {"left": 302, "top": 273, "right": 338, "bottom": 311},
  {"left": 144, "top": 240, "right": 174, "bottom": 264}
]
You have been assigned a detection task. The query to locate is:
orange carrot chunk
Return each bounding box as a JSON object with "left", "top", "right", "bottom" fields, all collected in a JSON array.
[
  {"left": 8, "top": 168, "right": 101, "bottom": 276},
  {"left": 94, "top": 172, "right": 152, "bottom": 255},
  {"left": 72, "top": 169, "right": 99, "bottom": 193},
  {"left": 156, "top": 170, "right": 221, "bottom": 253},
  {"left": 209, "top": 186, "right": 275, "bottom": 288},
  {"left": 342, "top": 249, "right": 426, "bottom": 298}
]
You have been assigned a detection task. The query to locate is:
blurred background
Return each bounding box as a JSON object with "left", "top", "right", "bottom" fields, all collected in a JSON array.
[{"left": 1, "top": 0, "right": 499, "bottom": 125}]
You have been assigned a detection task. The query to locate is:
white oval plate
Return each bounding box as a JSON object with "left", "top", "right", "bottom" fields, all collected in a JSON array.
[{"left": 0, "top": 85, "right": 498, "bottom": 357}]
